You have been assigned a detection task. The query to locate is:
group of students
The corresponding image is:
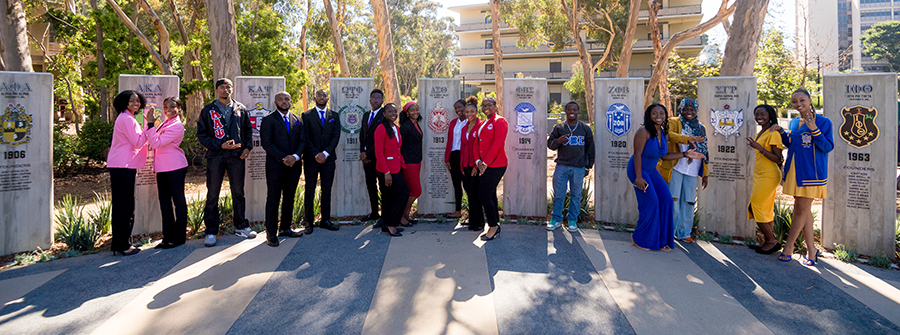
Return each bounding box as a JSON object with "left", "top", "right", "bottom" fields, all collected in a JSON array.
[{"left": 628, "top": 88, "right": 832, "bottom": 266}]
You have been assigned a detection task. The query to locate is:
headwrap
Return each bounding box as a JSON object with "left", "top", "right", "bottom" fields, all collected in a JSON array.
[
  {"left": 678, "top": 98, "right": 708, "bottom": 164},
  {"left": 214, "top": 78, "right": 233, "bottom": 89},
  {"left": 402, "top": 101, "right": 418, "bottom": 113}
]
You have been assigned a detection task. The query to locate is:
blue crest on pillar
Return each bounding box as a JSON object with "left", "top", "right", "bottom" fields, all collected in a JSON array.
[
  {"left": 606, "top": 103, "right": 632, "bottom": 137},
  {"left": 514, "top": 102, "right": 536, "bottom": 135}
]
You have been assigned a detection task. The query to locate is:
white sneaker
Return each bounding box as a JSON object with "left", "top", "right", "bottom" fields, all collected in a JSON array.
[
  {"left": 204, "top": 234, "right": 217, "bottom": 247},
  {"left": 236, "top": 227, "right": 257, "bottom": 239},
  {"left": 567, "top": 220, "right": 578, "bottom": 232}
]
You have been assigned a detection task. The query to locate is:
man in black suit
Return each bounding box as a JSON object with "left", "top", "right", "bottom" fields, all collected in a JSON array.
[
  {"left": 359, "top": 89, "right": 385, "bottom": 225},
  {"left": 260, "top": 91, "right": 304, "bottom": 247},
  {"left": 301, "top": 89, "right": 341, "bottom": 234}
]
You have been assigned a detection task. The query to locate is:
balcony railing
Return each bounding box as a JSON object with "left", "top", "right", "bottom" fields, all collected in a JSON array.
[
  {"left": 456, "top": 21, "right": 510, "bottom": 32},
  {"left": 455, "top": 36, "right": 703, "bottom": 57},
  {"left": 638, "top": 4, "right": 702, "bottom": 19},
  {"left": 455, "top": 69, "right": 654, "bottom": 81}
]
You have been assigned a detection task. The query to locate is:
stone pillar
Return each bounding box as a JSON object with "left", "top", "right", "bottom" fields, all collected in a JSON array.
[
  {"left": 0, "top": 72, "right": 53, "bottom": 254},
  {"left": 696, "top": 77, "right": 757, "bottom": 238},
  {"left": 823, "top": 74, "right": 898, "bottom": 258},
  {"left": 330, "top": 78, "right": 374, "bottom": 217},
  {"left": 234, "top": 76, "right": 286, "bottom": 223},
  {"left": 594, "top": 78, "right": 643, "bottom": 225},
  {"left": 417, "top": 79, "right": 460, "bottom": 214},
  {"left": 502, "top": 78, "right": 547, "bottom": 217},
  {"left": 118, "top": 75, "right": 180, "bottom": 234}
]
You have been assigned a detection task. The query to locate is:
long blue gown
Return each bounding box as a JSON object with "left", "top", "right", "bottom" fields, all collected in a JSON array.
[{"left": 627, "top": 132, "right": 674, "bottom": 250}]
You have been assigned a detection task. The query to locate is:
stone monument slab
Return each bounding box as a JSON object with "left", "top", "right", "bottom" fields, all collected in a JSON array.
[
  {"left": 824, "top": 74, "right": 898, "bottom": 258},
  {"left": 118, "top": 75, "right": 180, "bottom": 235},
  {"left": 594, "top": 78, "right": 643, "bottom": 225},
  {"left": 696, "top": 76, "right": 757, "bottom": 238},
  {"left": 417, "top": 79, "right": 460, "bottom": 215},
  {"left": 502, "top": 78, "right": 547, "bottom": 217},
  {"left": 0, "top": 72, "right": 53, "bottom": 255},
  {"left": 330, "top": 78, "right": 374, "bottom": 217},
  {"left": 234, "top": 76, "right": 285, "bottom": 223}
]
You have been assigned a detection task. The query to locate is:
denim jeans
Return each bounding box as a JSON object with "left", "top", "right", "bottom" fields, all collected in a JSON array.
[
  {"left": 551, "top": 164, "right": 585, "bottom": 222},
  {"left": 667, "top": 170, "right": 698, "bottom": 240}
]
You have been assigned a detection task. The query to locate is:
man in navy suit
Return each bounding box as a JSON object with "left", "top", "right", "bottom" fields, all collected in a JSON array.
[
  {"left": 301, "top": 89, "right": 341, "bottom": 233},
  {"left": 359, "top": 89, "right": 385, "bottom": 225},
  {"left": 260, "top": 91, "right": 304, "bottom": 247}
]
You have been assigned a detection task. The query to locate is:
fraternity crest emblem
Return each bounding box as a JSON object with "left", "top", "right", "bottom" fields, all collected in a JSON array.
[
  {"left": 428, "top": 102, "right": 450, "bottom": 133},
  {"left": 709, "top": 104, "right": 744, "bottom": 142},
  {"left": 605, "top": 103, "right": 632, "bottom": 137},
  {"left": 0, "top": 103, "right": 32, "bottom": 145},
  {"left": 339, "top": 104, "right": 365, "bottom": 134},
  {"left": 839, "top": 105, "right": 879, "bottom": 148},
  {"left": 513, "top": 102, "right": 536, "bottom": 135},
  {"left": 248, "top": 102, "right": 271, "bottom": 135}
]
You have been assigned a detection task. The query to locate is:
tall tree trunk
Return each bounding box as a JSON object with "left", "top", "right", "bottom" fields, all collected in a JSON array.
[
  {"left": 136, "top": 0, "right": 172, "bottom": 69},
  {"left": 647, "top": 0, "right": 671, "bottom": 108},
  {"left": 617, "top": 0, "right": 640, "bottom": 78},
  {"left": 371, "top": 0, "right": 400, "bottom": 106},
  {"left": 300, "top": 0, "right": 310, "bottom": 109},
  {"left": 206, "top": 0, "right": 241, "bottom": 81},
  {"left": 719, "top": 0, "right": 769, "bottom": 76},
  {"left": 105, "top": 0, "right": 174, "bottom": 74},
  {"left": 0, "top": 0, "right": 34, "bottom": 72},
  {"left": 491, "top": 0, "right": 504, "bottom": 115},
  {"left": 169, "top": 0, "right": 206, "bottom": 124},
  {"left": 644, "top": 0, "right": 735, "bottom": 107},
  {"left": 90, "top": 0, "right": 110, "bottom": 121},
  {"left": 324, "top": 0, "right": 349, "bottom": 77},
  {"left": 561, "top": 0, "right": 593, "bottom": 123}
]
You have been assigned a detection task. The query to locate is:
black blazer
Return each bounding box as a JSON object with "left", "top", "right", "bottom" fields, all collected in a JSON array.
[
  {"left": 399, "top": 118, "right": 423, "bottom": 164},
  {"left": 260, "top": 110, "right": 305, "bottom": 169},
  {"left": 301, "top": 107, "right": 341, "bottom": 164},
  {"left": 359, "top": 107, "right": 384, "bottom": 162}
]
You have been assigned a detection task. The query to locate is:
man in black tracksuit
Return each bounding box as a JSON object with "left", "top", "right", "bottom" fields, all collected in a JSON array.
[{"left": 196, "top": 78, "right": 257, "bottom": 247}]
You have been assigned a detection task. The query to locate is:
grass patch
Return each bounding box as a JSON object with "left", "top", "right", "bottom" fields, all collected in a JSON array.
[
  {"left": 869, "top": 252, "right": 893, "bottom": 270},
  {"left": 833, "top": 244, "right": 859, "bottom": 263}
]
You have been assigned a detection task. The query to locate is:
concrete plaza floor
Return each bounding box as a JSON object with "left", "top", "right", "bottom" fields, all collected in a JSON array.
[{"left": 1, "top": 223, "right": 899, "bottom": 335}]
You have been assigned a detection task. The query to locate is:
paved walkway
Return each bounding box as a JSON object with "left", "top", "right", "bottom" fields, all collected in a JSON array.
[{"left": 1, "top": 224, "right": 899, "bottom": 335}]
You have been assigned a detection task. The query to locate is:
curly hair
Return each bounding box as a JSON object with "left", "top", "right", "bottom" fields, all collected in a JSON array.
[{"left": 643, "top": 103, "right": 669, "bottom": 139}]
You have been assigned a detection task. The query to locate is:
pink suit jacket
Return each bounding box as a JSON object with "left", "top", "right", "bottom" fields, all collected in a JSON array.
[
  {"left": 107, "top": 111, "right": 149, "bottom": 169},
  {"left": 148, "top": 116, "right": 189, "bottom": 173}
]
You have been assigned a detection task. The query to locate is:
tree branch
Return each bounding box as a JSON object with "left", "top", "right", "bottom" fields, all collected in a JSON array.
[{"left": 104, "top": 0, "right": 173, "bottom": 74}]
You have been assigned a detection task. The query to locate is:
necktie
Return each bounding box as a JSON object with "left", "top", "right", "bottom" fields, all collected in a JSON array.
[
  {"left": 368, "top": 112, "right": 375, "bottom": 127},
  {"left": 319, "top": 110, "right": 325, "bottom": 126},
  {"left": 284, "top": 115, "right": 290, "bottom": 134}
]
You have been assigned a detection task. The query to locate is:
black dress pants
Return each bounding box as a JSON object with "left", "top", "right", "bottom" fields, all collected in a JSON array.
[
  {"left": 363, "top": 160, "right": 385, "bottom": 216},
  {"left": 377, "top": 171, "right": 409, "bottom": 228},
  {"left": 204, "top": 155, "right": 249, "bottom": 235},
  {"left": 478, "top": 166, "right": 506, "bottom": 227},
  {"left": 449, "top": 150, "right": 464, "bottom": 212},
  {"left": 265, "top": 164, "right": 302, "bottom": 236},
  {"left": 462, "top": 166, "right": 484, "bottom": 228},
  {"left": 157, "top": 167, "right": 188, "bottom": 245},
  {"left": 109, "top": 168, "right": 136, "bottom": 252},
  {"left": 304, "top": 159, "right": 336, "bottom": 223}
]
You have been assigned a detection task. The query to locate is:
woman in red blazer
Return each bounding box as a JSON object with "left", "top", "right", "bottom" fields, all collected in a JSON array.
[
  {"left": 474, "top": 96, "right": 508, "bottom": 240},
  {"left": 374, "top": 103, "right": 408, "bottom": 236},
  {"left": 444, "top": 99, "right": 468, "bottom": 218},
  {"left": 459, "top": 99, "right": 483, "bottom": 230}
]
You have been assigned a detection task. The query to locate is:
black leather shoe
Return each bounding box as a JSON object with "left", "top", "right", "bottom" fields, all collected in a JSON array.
[
  {"left": 266, "top": 236, "right": 279, "bottom": 247},
  {"left": 320, "top": 221, "right": 340, "bottom": 231},
  {"left": 113, "top": 247, "right": 141, "bottom": 256},
  {"left": 481, "top": 226, "right": 501, "bottom": 241},
  {"left": 362, "top": 213, "right": 381, "bottom": 222},
  {"left": 279, "top": 229, "right": 303, "bottom": 238},
  {"left": 303, "top": 224, "right": 314, "bottom": 235},
  {"left": 380, "top": 226, "right": 404, "bottom": 233},
  {"left": 373, "top": 218, "right": 384, "bottom": 229}
]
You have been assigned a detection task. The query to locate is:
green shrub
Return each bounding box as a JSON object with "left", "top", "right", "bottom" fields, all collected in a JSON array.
[
  {"left": 614, "top": 223, "right": 628, "bottom": 232},
  {"left": 180, "top": 127, "right": 206, "bottom": 166},
  {"left": 868, "top": 252, "right": 892, "bottom": 270},
  {"left": 187, "top": 195, "right": 205, "bottom": 235},
  {"left": 218, "top": 193, "right": 233, "bottom": 223},
  {"left": 292, "top": 185, "right": 319, "bottom": 226},
  {"left": 76, "top": 118, "right": 114, "bottom": 163},
  {"left": 718, "top": 235, "right": 733, "bottom": 244},
  {"left": 834, "top": 244, "right": 859, "bottom": 263},
  {"left": 88, "top": 192, "right": 112, "bottom": 234},
  {"left": 54, "top": 195, "right": 101, "bottom": 252},
  {"left": 53, "top": 122, "right": 82, "bottom": 175},
  {"left": 773, "top": 199, "right": 807, "bottom": 254},
  {"left": 697, "top": 231, "right": 714, "bottom": 242},
  {"left": 745, "top": 238, "right": 759, "bottom": 247}
]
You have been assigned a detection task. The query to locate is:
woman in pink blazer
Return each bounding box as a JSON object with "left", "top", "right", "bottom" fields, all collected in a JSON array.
[
  {"left": 148, "top": 97, "right": 189, "bottom": 249},
  {"left": 473, "top": 96, "right": 508, "bottom": 241},
  {"left": 374, "top": 103, "right": 408, "bottom": 236},
  {"left": 106, "top": 90, "right": 151, "bottom": 256}
]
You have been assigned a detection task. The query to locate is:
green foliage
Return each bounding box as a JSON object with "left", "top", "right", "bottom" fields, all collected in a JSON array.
[
  {"left": 251, "top": 223, "right": 266, "bottom": 233},
  {"left": 88, "top": 192, "right": 112, "bottom": 235},
  {"left": 53, "top": 123, "right": 83, "bottom": 175},
  {"left": 745, "top": 238, "right": 759, "bottom": 247},
  {"left": 668, "top": 53, "right": 720, "bottom": 107},
  {"left": 834, "top": 244, "right": 859, "bottom": 263},
  {"left": 236, "top": 3, "right": 307, "bottom": 100},
  {"left": 697, "top": 231, "right": 714, "bottom": 242},
  {"left": 180, "top": 127, "right": 206, "bottom": 166},
  {"left": 54, "top": 195, "right": 101, "bottom": 252},
  {"left": 219, "top": 194, "right": 234, "bottom": 224},
  {"left": 563, "top": 63, "right": 586, "bottom": 110},
  {"left": 436, "top": 214, "right": 447, "bottom": 224},
  {"left": 613, "top": 223, "right": 628, "bottom": 232},
  {"left": 868, "top": 252, "right": 893, "bottom": 270},
  {"left": 292, "top": 184, "right": 319, "bottom": 226},
  {"left": 860, "top": 20, "right": 900, "bottom": 72},
  {"left": 76, "top": 119, "right": 114, "bottom": 163},
  {"left": 718, "top": 235, "right": 733, "bottom": 245},
  {"left": 755, "top": 29, "right": 806, "bottom": 108},
  {"left": 389, "top": 0, "right": 458, "bottom": 96},
  {"left": 187, "top": 195, "right": 206, "bottom": 235},
  {"left": 15, "top": 247, "right": 55, "bottom": 265}
]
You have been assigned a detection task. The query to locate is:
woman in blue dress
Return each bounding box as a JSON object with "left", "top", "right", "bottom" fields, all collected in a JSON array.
[{"left": 628, "top": 104, "right": 706, "bottom": 251}]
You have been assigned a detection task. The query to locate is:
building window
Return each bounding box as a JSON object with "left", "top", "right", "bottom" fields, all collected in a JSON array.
[
  {"left": 485, "top": 39, "right": 493, "bottom": 49},
  {"left": 550, "top": 93, "right": 562, "bottom": 105},
  {"left": 485, "top": 64, "right": 494, "bottom": 74},
  {"left": 550, "top": 62, "right": 562, "bottom": 73}
]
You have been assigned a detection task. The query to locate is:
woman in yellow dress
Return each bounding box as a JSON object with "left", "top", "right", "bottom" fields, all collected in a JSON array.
[{"left": 745, "top": 104, "right": 783, "bottom": 254}]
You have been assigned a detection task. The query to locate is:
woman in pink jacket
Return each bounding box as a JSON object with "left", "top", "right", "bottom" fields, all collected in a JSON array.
[
  {"left": 148, "top": 97, "right": 189, "bottom": 249},
  {"left": 106, "top": 90, "right": 152, "bottom": 256}
]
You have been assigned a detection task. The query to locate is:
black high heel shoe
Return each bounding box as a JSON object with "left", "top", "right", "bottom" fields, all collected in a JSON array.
[
  {"left": 113, "top": 247, "right": 141, "bottom": 256},
  {"left": 480, "top": 226, "right": 501, "bottom": 241}
]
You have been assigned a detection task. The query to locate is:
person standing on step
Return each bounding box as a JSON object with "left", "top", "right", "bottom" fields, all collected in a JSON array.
[
  {"left": 374, "top": 103, "right": 408, "bottom": 236},
  {"left": 745, "top": 104, "right": 784, "bottom": 255},
  {"left": 260, "top": 91, "right": 305, "bottom": 247},
  {"left": 149, "top": 97, "right": 189, "bottom": 250},
  {"left": 196, "top": 78, "right": 257, "bottom": 247},
  {"left": 547, "top": 101, "right": 594, "bottom": 232},
  {"left": 473, "top": 96, "right": 507, "bottom": 241},
  {"left": 301, "top": 89, "right": 342, "bottom": 234},
  {"left": 399, "top": 101, "right": 423, "bottom": 226},
  {"left": 107, "top": 90, "right": 150, "bottom": 256},
  {"left": 360, "top": 89, "right": 385, "bottom": 225},
  {"left": 444, "top": 99, "right": 468, "bottom": 219}
]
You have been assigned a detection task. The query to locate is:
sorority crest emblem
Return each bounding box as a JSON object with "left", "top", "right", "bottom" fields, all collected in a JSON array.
[
  {"left": 514, "top": 102, "right": 536, "bottom": 135},
  {"left": 428, "top": 102, "right": 450, "bottom": 133},
  {"left": 248, "top": 102, "right": 271, "bottom": 136},
  {"left": 839, "top": 105, "right": 879, "bottom": 148},
  {"left": 709, "top": 104, "right": 744, "bottom": 142},
  {"left": 0, "top": 103, "right": 32, "bottom": 145},
  {"left": 339, "top": 104, "right": 365, "bottom": 134},
  {"left": 605, "top": 103, "right": 632, "bottom": 137}
]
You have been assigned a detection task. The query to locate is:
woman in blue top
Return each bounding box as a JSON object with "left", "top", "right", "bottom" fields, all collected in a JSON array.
[
  {"left": 770, "top": 88, "right": 833, "bottom": 266},
  {"left": 628, "top": 104, "right": 705, "bottom": 251}
]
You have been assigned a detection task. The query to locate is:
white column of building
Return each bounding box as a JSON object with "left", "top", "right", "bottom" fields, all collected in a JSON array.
[{"left": 851, "top": 0, "right": 862, "bottom": 69}]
